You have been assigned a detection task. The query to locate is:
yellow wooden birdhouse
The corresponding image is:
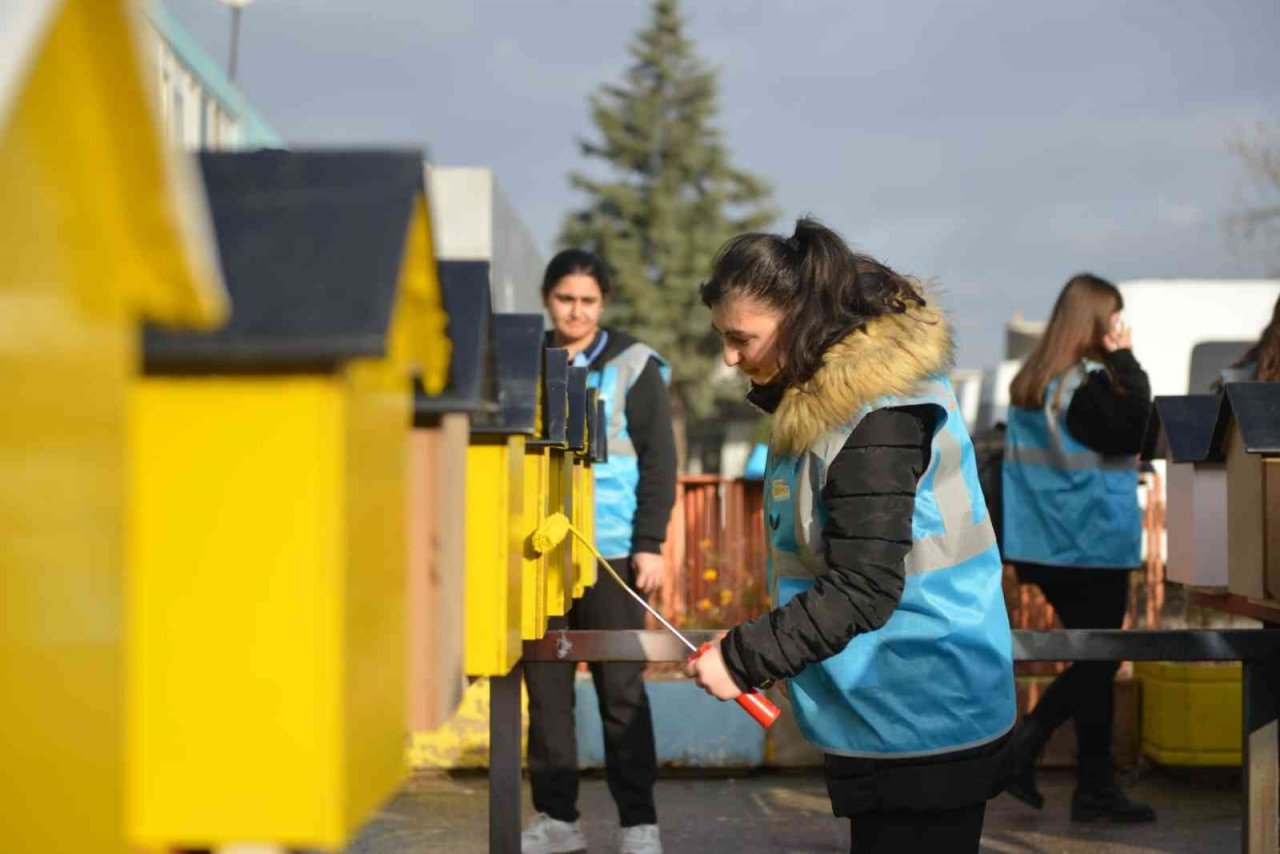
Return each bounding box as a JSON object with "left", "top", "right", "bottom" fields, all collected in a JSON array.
[{"left": 0, "top": 2, "right": 226, "bottom": 852}]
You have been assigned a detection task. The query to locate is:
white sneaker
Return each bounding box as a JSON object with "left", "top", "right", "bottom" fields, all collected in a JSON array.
[
  {"left": 521, "top": 812, "right": 588, "bottom": 854},
  {"left": 618, "top": 823, "right": 662, "bottom": 854}
]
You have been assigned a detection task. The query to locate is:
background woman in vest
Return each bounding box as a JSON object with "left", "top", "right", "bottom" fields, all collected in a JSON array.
[
  {"left": 686, "top": 219, "right": 1016, "bottom": 854},
  {"left": 522, "top": 249, "right": 677, "bottom": 854},
  {"left": 1222, "top": 293, "right": 1280, "bottom": 384},
  {"left": 1001, "top": 274, "right": 1155, "bottom": 822}
]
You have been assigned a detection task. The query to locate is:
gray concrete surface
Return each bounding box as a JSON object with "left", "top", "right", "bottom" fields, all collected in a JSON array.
[{"left": 346, "top": 767, "right": 1241, "bottom": 853}]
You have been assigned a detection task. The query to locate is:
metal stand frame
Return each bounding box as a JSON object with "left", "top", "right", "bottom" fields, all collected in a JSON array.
[
  {"left": 489, "top": 667, "right": 523, "bottom": 854},
  {"left": 483, "top": 629, "right": 1280, "bottom": 852}
]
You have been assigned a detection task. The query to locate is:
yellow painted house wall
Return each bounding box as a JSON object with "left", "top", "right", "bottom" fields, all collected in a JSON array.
[
  {"left": 125, "top": 154, "right": 445, "bottom": 846},
  {"left": 0, "top": 1, "right": 224, "bottom": 852},
  {"left": 389, "top": 196, "right": 450, "bottom": 396},
  {"left": 464, "top": 437, "right": 526, "bottom": 676},
  {"left": 543, "top": 454, "right": 570, "bottom": 619},
  {"left": 573, "top": 461, "right": 597, "bottom": 597},
  {"left": 522, "top": 450, "right": 550, "bottom": 640},
  {"left": 128, "top": 363, "right": 410, "bottom": 849}
]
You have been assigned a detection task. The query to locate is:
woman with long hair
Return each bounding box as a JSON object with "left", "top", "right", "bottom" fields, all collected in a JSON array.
[
  {"left": 1224, "top": 293, "right": 1280, "bottom": 383},
  {"left": 686, "top": 218, "right": 1016, "bottom": 853},
  {"left": 522, "top": 249, "right": 676, "bottom": 854},
  {"left": 1001, "top": 274, "right": 1156, "bottom": 822}
]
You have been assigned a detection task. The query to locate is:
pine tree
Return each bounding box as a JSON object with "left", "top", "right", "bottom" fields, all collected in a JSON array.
[
  {"left": 560, "top": 0, "right": 777, "bottom": 433},
  {"left": 1228, "top": 121, "right": 1280, "bottom": 273}
]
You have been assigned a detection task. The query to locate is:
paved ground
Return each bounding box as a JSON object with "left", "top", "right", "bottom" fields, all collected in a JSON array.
[{"left": 346, "top": 766, "right": 1241, "bottom": 853}]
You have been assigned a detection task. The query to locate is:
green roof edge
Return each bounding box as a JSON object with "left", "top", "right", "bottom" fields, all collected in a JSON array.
[{"left": 145, "top": 0, "right": 285, "bottom": 149}]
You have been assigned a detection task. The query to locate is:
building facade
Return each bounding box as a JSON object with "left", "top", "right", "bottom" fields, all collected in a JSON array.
[{"left": 145, "top": 2, "right": 281, "bottom": 151}]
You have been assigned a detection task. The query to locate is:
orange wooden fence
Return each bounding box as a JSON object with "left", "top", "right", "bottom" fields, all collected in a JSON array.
[
  {"left": 659, "top": 476, "right": 769, "bottom": 631},
  {"left": 659, "top": 471, "right": 1167, "bottom": 638}
]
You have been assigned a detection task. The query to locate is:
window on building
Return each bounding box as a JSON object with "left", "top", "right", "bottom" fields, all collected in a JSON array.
[{"left": 172, "top": 87, "right": 184, "bottom": 145}]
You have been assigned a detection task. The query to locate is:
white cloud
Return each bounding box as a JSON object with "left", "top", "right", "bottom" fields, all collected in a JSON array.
[{"left": 1157, "top": 200, "right": 1208, "bottom": 227}]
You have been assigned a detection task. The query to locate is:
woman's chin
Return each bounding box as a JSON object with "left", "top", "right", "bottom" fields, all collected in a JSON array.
[{"left": 747, "top": 370, "right": 778, "bottom": 385}]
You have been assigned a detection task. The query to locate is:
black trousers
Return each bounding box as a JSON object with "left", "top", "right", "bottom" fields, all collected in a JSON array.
[
  {"left": 524, "top": 557, "right": 657, "bottom": 827},
  {"left": 1021, "top": 566, "right": 1130, "bottom": 781},
  {"left": 849, "top": 803, "right": 986, "bottom": 854}
]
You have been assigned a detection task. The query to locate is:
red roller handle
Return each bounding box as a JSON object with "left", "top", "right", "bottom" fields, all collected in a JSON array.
[
  {"left": 735, "top": 689, "right": 782, "bottom": 728},
  {"left": 688, "top": 642, "right": 781, "bottom": 729}
]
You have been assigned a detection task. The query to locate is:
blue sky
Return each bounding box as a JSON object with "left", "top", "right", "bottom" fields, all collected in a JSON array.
[{"left": 164, "top": 0, "right": 1280, "bottom": 367}]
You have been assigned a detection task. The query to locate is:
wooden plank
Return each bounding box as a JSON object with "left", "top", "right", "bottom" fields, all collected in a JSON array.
[
  {"left": 406, "top": 427, "right": 438, "bottom": 732},
  {"left": 1264, "top": 459, "right": 1280, "bottom": 603},
  {"left": 429, "top": 414, "right": 470, "bottom": 722},
  {"left": 1228, "top": 423, "right": 1267, "bottom": 600},
  {"left": 1243, "top": 659, "right": 1279, "bottom": 853},
  {"left": 1190, "top": 590, "right": 1280, "bottom": 626}
]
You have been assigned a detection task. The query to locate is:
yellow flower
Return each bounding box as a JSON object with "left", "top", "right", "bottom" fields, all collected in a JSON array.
[
  {"left": 702, "top": 568, "right": 718, "bottom": 582},
  {"left": 696, "top": 597, "right": 713, "bottom": 612},
  {"left": 719, "top": 589, "right": 733, "bottom": 605}
]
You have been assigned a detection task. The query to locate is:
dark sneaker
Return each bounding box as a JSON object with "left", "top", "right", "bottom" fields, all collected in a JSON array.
[
  {"left": 1006, "top": 766, "right": 1045, "bottom": 810},
  {"left": 1002, "top": 718, "right": 1048, "bottom": 809},
  {"left": 1071, "top": 782, "right": 1157, "bottom": 823}
]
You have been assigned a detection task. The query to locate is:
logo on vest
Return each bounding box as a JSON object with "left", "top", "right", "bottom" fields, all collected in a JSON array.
[{"left": 771, "top": 479, "right": 790, "bottom": 501}]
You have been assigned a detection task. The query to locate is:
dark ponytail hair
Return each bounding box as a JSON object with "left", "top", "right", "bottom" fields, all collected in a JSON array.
[
  {"left": 541, "top": 248, "right": 611, "bottom": 298},
  {"left": 699, "top": 217, "right": 925, "bottom": 388},
  {"left": 1233, "top": 294, "right": 1280, "bottom": 382}
]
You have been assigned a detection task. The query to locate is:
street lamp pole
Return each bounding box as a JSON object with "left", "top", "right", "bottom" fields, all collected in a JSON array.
[{"left": 222, "top": 0, "right": 255, "bottom": 83}]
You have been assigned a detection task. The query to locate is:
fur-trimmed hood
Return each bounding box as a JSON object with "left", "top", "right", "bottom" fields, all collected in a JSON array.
[{"left": 771, "top": 303, "right": 953, "bottom": 454}]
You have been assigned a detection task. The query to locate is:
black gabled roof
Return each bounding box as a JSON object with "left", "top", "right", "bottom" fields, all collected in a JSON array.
[
  {"left": 415, "top": 260, "right": 498, "bottom": 418},
  {"left": 566, "top": 367, "right": 588, "bottom": 453},
  {"left": 462, "top": 312, "right": 544, "bottom": 436},
  {"left": 145, "top": 149, "right": 427, "bottom": 371},
  {"left": 490, "top": 313, "right": 545, "bottom": 434},
  {"left": 1149, "top": 395, "right": 1224, "bottom": 463},
  {"left": 535, "top": 349, "right": 570, "bottom": 446},
  {"left": 1215, "top": 382, "right": 1280, "bottom": 455}
]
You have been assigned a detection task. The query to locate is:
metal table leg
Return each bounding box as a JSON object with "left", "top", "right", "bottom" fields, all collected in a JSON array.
[
  {"left": 1243, "top": 656, "right": 1279, "bottom": 853},
  {"left": 490, "top": 665, "right": 522, "bottom": 854}
]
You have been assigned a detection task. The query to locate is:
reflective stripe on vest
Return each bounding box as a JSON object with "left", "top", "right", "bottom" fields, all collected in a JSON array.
[
  {"left": 765, "top": 376, "right": 1016, "bottom": 758},
  {"left": 586, "top": 342, "right": 669, "bottom": 558},
  {"left": 1002, "top": 363, "right": 1142, "bottom": 568}
]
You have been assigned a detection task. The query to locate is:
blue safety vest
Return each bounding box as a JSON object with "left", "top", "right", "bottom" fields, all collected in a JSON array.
[
  {"left": 766, "top": 376, "right": 1016, "bottom": 757},
  {"left": 586, "top": 341, "right": 669, "bottom": 558},
  {"left": 1002, "top": 363, "right": 1141, "bottom": 568}
]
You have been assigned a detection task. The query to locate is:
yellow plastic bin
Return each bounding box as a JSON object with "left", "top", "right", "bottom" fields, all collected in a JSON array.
[
  {"left": 1137, "top": 661, "right": 1242, "bottom": 766},
  {"left": 128, "top": 151, "right": 447, "bottom": 850},
  {"left": 0, "top": 3, "right": 226, "bottom": 852}
]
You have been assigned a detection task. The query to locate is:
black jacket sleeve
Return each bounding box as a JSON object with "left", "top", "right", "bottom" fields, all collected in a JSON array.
[
  {"left": 1064, "top": 349, "right": 1152, "bottom": 456},
  {"left": 624, "top": 358, "right": 677, "bottom": 555},
  {"left": 720, "top": 406, "right": 935, "bottom": 691}
]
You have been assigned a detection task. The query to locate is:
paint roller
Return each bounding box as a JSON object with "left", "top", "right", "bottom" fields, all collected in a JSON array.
[{"left": 532, "top": 513, "right": 781, "bottom": 728}]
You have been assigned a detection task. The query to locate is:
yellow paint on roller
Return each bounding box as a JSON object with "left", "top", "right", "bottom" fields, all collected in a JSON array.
[{"left": 533, "top": 511, "right": 572, "bottom": 554}]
